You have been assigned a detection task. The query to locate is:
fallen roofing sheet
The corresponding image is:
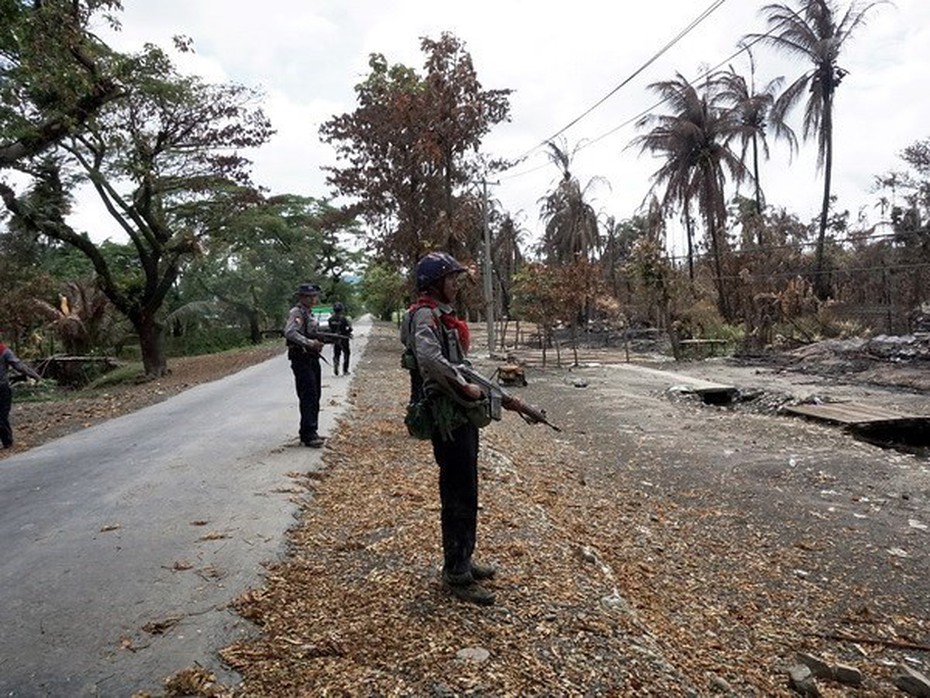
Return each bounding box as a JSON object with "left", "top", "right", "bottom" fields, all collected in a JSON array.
[
  {"left": 785, "top": 402, "right": 930, "bottom": 448},
  {"left": 783, "top": 402, "right": 923, "bottom": 425}
]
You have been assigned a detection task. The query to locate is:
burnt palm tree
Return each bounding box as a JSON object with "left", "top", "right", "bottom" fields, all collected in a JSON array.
[
  {"left": 632, "top": 73, "right": 746, "bottom": 318},
  {"left": 746, "top": 0, "right": 888, "bottom": 298},
  {"left": 492, "top": 213, "right": 526, "bottom": 319},
  {"left": 716, "top": 52, "right": 798, "bottom": 225},
  {"left": 601, "top": 214, "right": 647, "bottom": 299},
  {"left": 537, "top": 138, "right": 603, "bottom": 264}
]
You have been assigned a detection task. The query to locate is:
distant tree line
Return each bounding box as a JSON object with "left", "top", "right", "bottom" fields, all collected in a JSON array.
[{"left": 2, "top": 0, "right": 925, "bottom": 384}]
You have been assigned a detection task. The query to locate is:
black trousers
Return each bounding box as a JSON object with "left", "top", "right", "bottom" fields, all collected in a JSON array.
[
  {"left": 332, "top": 339, "right": 350, "bottom": 372},
  {"left": 290, "top": 356, "right": 321, "bottom": 443},
  {"left": 432, "top": 421, "right": 480, "bottom": 575},
  {"left": 0, "top": 383, "right": 12, "bottom": 447}
]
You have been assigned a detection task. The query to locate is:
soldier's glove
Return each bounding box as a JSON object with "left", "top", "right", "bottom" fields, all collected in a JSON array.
[{"left": 306, "top": 339, "right": 324, "bottom": 353}]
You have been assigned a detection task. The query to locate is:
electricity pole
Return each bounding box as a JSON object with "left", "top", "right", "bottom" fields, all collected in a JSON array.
[{"left": 481, "top": 178, "right": 495, "bottom": 357}]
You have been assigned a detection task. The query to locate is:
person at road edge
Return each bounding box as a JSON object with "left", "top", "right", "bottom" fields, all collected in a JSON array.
[
  {"left": 402, "top": 251, "right": 511, "bottom": 606},
  {"left": 0, "top": 332, "right": 43, "bottom": 450},
  {"left": 284, "top": 283, "right": 326, "bottom": 448}
]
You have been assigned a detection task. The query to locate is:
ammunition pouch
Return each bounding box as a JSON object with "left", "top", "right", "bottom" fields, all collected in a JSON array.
[
  {"left": 400, "top": 349, "right": 418, "bottom": 372},
  {"left": 464, "top": 397, "right": 493, "bottom": 429},
  {"left": 428, "top": 389, "right": 492, "bottom": 439},
  {"left": 404, "top": 398, "right": 434, "bottom": 440}
]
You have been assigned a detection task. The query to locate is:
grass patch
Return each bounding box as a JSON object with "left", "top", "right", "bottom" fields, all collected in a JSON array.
[{"left": 84, "top": 362, "right": 144, "bottom": 390}]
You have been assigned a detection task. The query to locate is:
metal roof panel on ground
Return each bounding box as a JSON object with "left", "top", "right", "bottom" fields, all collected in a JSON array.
[{"left": 783, "top": 402, "right": 924, "bottom": 425}]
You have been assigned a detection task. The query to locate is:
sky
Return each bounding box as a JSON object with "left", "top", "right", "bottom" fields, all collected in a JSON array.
[{"left": 70, "top": 0, "right": 930, "bottom": 257}]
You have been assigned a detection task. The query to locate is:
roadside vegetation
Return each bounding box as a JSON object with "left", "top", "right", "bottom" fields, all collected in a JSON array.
[{"left": 3, "top": 2, "right": 924, "bottom": 400}]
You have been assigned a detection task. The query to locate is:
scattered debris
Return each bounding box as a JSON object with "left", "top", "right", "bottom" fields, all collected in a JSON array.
[{"left": 895, "top": 664, "right": 930, "bottom": 697}]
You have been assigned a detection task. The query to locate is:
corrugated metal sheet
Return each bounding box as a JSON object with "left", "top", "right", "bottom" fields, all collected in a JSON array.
[{"left": 784, "top": 402, "right": 921, "bottom": 425}]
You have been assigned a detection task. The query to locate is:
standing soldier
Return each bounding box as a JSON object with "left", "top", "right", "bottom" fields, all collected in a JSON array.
[
  {"left": 1, "top": 332, "right": 43, "bottom": 450},
  {"left": 284, "top": 283, "right": 325, "bottom": 448},
  {"left": 327, "top": 301, "right": 353, "bottom": 376},
  {"left": 402, "top": 251, "right": 505, "bottom": 606}
]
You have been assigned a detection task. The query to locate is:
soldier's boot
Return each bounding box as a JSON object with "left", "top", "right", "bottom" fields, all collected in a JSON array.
[
  {"left": 304, "top": 435, "right": 325, "bottom": 448},
  {"left": 470, "top": 561, "right": 497, "bottom": 581},
  {"left": 442, "top": 568, "right": 495, "bottom": 606},
  {"left": 448, "top": 582, "right": 495, "bottom": 606},
  {"left": 442, "top": 568, "right": 473, "bottom": 586}
]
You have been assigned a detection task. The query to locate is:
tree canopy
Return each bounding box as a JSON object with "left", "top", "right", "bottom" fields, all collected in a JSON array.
[{"left": 320, "top": 32, "right": 512, "bottom": 273}]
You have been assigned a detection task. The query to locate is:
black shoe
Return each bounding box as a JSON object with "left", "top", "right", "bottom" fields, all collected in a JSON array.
[
  {"left": 470, "top": 561, "right": 497, "bottom": 580},
  {"left": 442, "top": 568, "right": 474, "bottom": 586},
  {"left": 303, "top": 436, "right": 325, "bottom": 448},
  {"left": 447, "top": 581, "right": 495, "bottom": 606},
  {"left": 344, "top": 369, "right": 350, "bottom": 375},
  {"left": 334, "top": 368, "right": 339, "bottom": 376}
]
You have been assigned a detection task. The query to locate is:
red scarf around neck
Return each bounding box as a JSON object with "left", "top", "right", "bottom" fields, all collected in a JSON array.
[
  {"left": 410, "top": 294, "right": 470, "bottom": 354},
  {"left": 0, "top": 342, "right": 7, "bottom": 354}
]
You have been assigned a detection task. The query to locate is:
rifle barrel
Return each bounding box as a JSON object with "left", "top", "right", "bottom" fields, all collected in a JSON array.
[{"left": 457, "top": 364, "right": 560, "bottom": 431}]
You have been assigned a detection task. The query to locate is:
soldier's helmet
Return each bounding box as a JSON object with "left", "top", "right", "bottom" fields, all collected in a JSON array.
[
  {"left": 415, "top": 252, "right": 466, "bottom": 291},
  {"left": 296, "top": 283, "right": 321, "bottom": 297},
  {"left": 332, "top": 301, "right": 345, "bottom": 313}
]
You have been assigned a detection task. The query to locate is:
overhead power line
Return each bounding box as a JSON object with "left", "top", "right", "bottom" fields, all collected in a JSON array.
[
  {"left": 500, "top": 19, "right": 785, "bottom": 184},
  {"left": 510, "top": 0, "right": 730, "bottom": 166}
]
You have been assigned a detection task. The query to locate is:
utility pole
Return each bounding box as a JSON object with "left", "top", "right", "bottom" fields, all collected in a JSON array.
[{"left": 481, "top": 178, "right": 496, "bottom": 357}]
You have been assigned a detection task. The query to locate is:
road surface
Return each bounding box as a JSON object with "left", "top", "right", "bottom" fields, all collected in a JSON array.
[{"left": 0, "top": 318, "right": 370, "bottom": 697}]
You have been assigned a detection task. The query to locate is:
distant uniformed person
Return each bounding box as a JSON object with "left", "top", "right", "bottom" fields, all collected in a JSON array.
[
  {"left": 284, "top": 283, "right": 325, "bottom": 448},
  {"left": 327, "top": 301, "right": 353, "bottom": 376},
  {"left": 1, "top": 332, "right": 43, "bottom": 450}
]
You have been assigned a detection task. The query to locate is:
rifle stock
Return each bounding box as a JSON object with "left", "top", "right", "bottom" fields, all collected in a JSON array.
[{"left": 457, "top": 364, "right": 561, "bottom": 432}]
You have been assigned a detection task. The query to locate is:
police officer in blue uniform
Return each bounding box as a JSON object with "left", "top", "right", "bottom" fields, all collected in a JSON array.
[
  {"left": 284, "top": 283, "right": 325, "bottom": 448},
  {"left": 327, "top": 301, "right": 353, "bottom": 376}
]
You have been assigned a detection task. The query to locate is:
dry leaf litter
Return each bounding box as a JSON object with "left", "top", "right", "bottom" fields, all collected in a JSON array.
[{"left": 164, "top": 323, "right": 928, "bottom": 697}]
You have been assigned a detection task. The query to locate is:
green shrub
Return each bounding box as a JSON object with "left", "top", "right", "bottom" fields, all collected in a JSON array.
[
  {"left": 84, "top": 363, "right": 144, "bottom": 390},
  {"left": 165, "top": 327, "right": 250, "bottom": 357}
]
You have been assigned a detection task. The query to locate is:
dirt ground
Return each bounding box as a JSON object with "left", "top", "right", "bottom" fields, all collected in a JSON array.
[{"left": 6, "top": 326, "right": 930, "bottom": 696}]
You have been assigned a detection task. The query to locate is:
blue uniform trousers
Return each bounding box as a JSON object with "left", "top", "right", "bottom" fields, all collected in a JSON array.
[{"left": 290, "top": 355, "right": 321, "bottom": 443}]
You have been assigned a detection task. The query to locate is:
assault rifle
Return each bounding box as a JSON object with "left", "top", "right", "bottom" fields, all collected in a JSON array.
[
  {"left": 456, "top": 364, "right": 561, "bottom": 432},
  {"left": 307, "top": 331, "right": 352, "bottom": 344}
]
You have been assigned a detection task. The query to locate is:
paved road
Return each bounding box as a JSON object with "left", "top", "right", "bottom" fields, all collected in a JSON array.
[{"left": 0, "top": 318, "right": 370, "bottom": 697}]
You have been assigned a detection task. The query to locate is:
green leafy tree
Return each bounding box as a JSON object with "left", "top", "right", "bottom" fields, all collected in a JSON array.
[
  {"left": 359, "top": 263, "right": 407, "bottom": 321},
  {"left": 601, "top": 214, "right": 648, "bottom": 300},
  {"left": 0, "top": 0, "right": 126, "bottom": 169},
  {"left": 625, "top": 220, "right": 685, "bottom": 358},
  {"left": 320, "top": 32, "right": 512, "bottom": 270},
  {"left": 746, "top": 0, "right": 888, "bottom": 298},
  {"left": 184, "top": 195, "right": 362, "bottom": 343},
  {"left": 1, "top": 46, "right": 273, "bottom": 376},
  {"left": 874, "top": 138, "right": 930, "bottom": 312},
  {"left": 491, "top": 213, "right": 526, "bottom": 319}
]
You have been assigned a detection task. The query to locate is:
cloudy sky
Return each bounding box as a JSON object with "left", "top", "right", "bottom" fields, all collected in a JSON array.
[{"left": 81, "top": 0, "right": 929, "bottom": 255}]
